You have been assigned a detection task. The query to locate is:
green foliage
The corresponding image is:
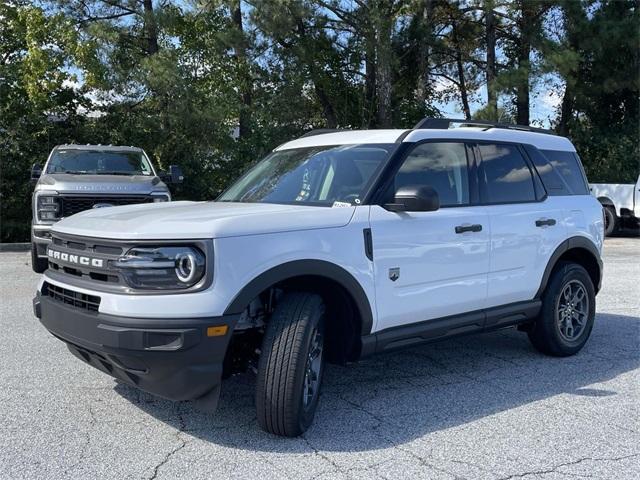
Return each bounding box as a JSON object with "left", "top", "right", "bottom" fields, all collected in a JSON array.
[{"left": 1, "top": 0, "right": 638, "bottom": 242}]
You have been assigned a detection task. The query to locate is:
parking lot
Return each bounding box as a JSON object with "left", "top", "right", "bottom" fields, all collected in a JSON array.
[{"left": 1, "top": 238, "right": 638, "bottom": 480}]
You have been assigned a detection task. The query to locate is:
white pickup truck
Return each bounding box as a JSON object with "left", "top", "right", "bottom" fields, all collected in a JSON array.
[{"left": 590, "top": 174, "right": 640, "bottom": 236}]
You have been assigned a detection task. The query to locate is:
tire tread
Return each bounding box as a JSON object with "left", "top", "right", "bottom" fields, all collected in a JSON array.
[{"left": 256, "top": 292, "right": 324, "bottom": 436}]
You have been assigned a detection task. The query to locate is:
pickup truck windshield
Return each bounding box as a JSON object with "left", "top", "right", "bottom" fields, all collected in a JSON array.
[
  {"left": 219, "top": 144, "right": 395, "bottom": 206},
  {"left": 46, "top": 149, "right": 153, "bottom": 176}
]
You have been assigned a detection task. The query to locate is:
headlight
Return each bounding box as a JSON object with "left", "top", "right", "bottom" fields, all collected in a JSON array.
[
  {"left": 37, "top": 195, "right": 61, "bottom": 222},
  {"left": 113, "top": 246, "right": 205, "bottom": 290}
]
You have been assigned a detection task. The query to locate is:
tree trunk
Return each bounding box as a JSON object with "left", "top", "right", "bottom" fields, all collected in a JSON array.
[
  {"left": 231, "top": 1, "right": 252, "bottom": 139},
  {"left": 485, "top": 0, "right": 497, "bottom": 118},
  {"left": 143, "top": 0, "right": 159, "bottom": 55},
  {"left": 314, "top": 82, "right": 338, "bottom": 128},
  {"left": 415, "top": 0, "right": 434, "bottom": 107},
  {"left": 558, "top": 83, "right": 574, "bottom": 136},
  {"left": 293, "top": 18, "right": 338, "bottom": 128},
  {"left": 375, "top": 14, "right": 393, "bottom": 127},
  {"left": 557, "top": 2, "right": 583, "bottom": 135},
  {"left": 515, "top": 3, "right": 532, "bottom": 126},
  {"left": 363, "top": 31, "right": 377, "bottom": 128},
  {"left": 452, "top": 21, "right": 471, "bottom": 120}
]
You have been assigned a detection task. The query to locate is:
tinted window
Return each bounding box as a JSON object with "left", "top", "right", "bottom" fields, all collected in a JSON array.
[
  {"left": 540, "top": 150, "right": 589, "bottom": 195},
  {"left": 480, "top": 144, "right": 536, "bottom": 203},
  {"left": 393, "top": 142, "right": 469, "bottom": 207}
]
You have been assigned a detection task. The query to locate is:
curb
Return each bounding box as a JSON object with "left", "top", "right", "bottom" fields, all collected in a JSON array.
[{"left": 0, "top": 243, "right": 30, "bottom": 252}]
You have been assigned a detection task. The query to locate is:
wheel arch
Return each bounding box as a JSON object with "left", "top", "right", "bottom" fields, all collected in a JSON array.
[
  {"left": 224, "top": 259, "right": 374, "bottom": 338},
  {"left": 597, "top": 196, "right": 615, "bottom": 210},
  {"left": 535, "top": 237, "right": 603, "bottom": 298}
]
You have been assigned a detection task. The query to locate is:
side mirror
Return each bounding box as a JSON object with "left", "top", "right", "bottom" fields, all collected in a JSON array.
[
  {"left": 30, "top": 163, "right": 43, "bottom": 184},
  {"left": 384, "top": 185, "right": 440, "bottom": 212},
  {"left": 169, "top": 165, "right": 184, "bottom": 184}
]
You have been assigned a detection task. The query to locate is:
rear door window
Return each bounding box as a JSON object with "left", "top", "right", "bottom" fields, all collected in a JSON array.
[
  {"left": 479, "top": 144, "right": 536, "bottom": 203},
  {"left": 540, "top": 150, "right": 589, "bottom": 195}
]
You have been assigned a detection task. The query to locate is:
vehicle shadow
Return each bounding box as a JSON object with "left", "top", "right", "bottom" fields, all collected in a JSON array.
[
  {"left": 610, "top": 226, "right": 640, "bottom": 238},
  {"left": 114, "top": 312, "right": 639, "bottom": 452}
]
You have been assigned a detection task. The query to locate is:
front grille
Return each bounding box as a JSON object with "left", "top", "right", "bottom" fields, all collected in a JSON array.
[
  {"left": 60, "top": 195, "right": 153, "bottom": 217},
  {"left": 43, "top": 281, "right": 101, "bottom": 312},
  {"left": 49, "top": 234, "right": 125, "bottom": 287}
]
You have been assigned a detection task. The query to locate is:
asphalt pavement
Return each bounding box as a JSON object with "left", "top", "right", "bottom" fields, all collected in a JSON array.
[{"left": 1, "top": 238, "right": 638, "bottom": 479}]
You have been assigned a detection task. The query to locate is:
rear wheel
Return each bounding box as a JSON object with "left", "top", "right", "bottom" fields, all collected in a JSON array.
[
  {"left": 603, "top": 206, "right": 617, "bottom": 237},
  {"left": 528, "top": 261, "right": 595, "bottom": 356},
  {"left": 255, "top": 292, "right": 325, "bottom": 437},
  {"left": 31, "top": 244, "right": 48, "bottom": 273}
]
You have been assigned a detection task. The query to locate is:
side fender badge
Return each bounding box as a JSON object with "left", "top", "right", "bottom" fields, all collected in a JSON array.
[{"left": 389, "top": 267, "right": 400, "bottom": 282}]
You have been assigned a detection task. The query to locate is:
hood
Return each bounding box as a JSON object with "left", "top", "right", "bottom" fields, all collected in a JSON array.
[
  {"left": 52, "top": 201, "right": 357, "bottom": 240},
  {"left": 37, "top": 173, "right": 167, "bottom": 195}
]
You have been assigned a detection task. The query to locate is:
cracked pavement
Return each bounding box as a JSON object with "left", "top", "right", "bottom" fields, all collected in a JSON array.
[{"left": 1, "top": 237, "right": 638, "bottom": 479}]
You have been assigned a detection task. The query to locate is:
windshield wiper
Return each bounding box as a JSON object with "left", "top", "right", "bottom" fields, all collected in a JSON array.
[{"left": 95, "top": 171, "right": 141, "bottom": 176}]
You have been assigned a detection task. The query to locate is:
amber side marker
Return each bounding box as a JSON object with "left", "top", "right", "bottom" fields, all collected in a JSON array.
[{"left": 207, "top": 325, "right": 228, "bottom": 337}]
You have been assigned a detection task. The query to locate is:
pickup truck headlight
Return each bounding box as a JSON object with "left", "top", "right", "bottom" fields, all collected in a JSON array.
[
  {"left": 113, "top": 246, "right": 205, "bottom": 290},
  {"left": 37, "top": 195, "right": 62, "bottom": 222}
]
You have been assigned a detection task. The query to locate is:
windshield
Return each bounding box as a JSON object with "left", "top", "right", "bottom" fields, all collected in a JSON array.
[
  {"left": 219, "top": 144, "right": 395, "bottom": 206},
  {"left": 46, "top": 149, "right": 154, "bottom": 176}
]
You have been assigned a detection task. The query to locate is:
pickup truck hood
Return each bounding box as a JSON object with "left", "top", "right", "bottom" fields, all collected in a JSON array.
[
  {"left": 37, "top": 174, "right": 166, "bottom": 194},
  {"left": 52, "top": 201, "right": 356, "bottom": 240}
]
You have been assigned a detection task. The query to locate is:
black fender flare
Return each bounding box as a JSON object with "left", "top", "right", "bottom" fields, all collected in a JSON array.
[
  {"left": 596, "top": 196, "right": 614, "bottom": 208},
  {"left": 535, "top": 236, "right": 603, "bottom": 298},
  {"left": 223, "top": 260, "right": 374, "bottom": 335}
]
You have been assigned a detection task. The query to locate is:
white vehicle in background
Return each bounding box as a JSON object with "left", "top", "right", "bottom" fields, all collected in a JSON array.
[{"left": 590, "top": 174, "right": 640, "bottom": 236}]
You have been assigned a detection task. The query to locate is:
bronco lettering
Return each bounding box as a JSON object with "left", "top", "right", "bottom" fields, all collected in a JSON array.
[{"left": 47, "top": 248, "right": 104, "bottom": 268}]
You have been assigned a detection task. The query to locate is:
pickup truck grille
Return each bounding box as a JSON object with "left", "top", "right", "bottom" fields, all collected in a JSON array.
[
  {"left": 60, "top": 195, "right": 153, "bottom": 217},
  {"left": 43, "top": 281, "right": 101, "bottom": 312}
]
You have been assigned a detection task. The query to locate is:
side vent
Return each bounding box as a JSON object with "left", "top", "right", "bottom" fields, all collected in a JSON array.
[{"left": 363, "top": 228, "right": 373, "bottom": 261}]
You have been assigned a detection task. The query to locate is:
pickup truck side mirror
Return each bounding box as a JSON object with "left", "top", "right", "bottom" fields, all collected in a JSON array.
[
  {"left": 159, "top": 165, "right": 184, "bottom": 184},
  {"left": 169, "top": 165, "right": 184, "bottom": 184},
  {"left": 30, "top": 163, "right": 43, "bottom": 184},
  {"left": 384, "top": 185, "right": 440, "bottom": 212}
]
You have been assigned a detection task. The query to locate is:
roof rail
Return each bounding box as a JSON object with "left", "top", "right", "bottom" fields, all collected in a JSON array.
[
  {"left": 413, "top": 118, "right": 555, "bottom": 135},
  {"left": 299, "top": 128, "right": 349, "bottom": 138}
]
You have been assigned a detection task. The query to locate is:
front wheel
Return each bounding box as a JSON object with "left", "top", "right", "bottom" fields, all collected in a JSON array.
[
  {"left": 255, "top": 292, "right": 325, "bottom": 437},
  {"left": 528, "top": 262, "right": 595, "bottom": 356}
]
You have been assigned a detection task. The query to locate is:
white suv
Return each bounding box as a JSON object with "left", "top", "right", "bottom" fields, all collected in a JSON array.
[{"left": 33, "top": 119, "right": 604, "bottom": 437}]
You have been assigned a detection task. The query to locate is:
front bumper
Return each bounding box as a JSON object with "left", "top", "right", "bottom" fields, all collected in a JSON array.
[{"left": 33, "top": 292, "right": 239, "bottom": 402}]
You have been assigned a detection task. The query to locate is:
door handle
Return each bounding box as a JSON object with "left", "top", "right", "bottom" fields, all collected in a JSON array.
[
  {"left": 455, "top": 224, "right": 483, "bottom": 234},
  {"left": 535, "top": 218, "right": 556, "bottom": 227}
]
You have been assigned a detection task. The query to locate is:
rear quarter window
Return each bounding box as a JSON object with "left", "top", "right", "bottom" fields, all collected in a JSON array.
[{"left": 540, "top": 150, "right": 589, "bottom": 195}]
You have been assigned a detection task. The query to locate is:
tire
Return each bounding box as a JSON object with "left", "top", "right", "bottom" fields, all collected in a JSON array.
[
  {"left": 31, "top": 244, "right": 48, "bottom": 273},
  {"left": 603, "top": 206, "right": 617, "bottom": 237},
  {"left": 256, "top": 292, "right": 326, "bottom": 437},
  {"left": 528, "top": 261, "right": 595, "bottom": 357}
]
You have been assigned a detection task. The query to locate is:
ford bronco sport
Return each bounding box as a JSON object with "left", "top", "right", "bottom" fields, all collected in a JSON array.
[
  {"left": 33, "top": 119, "right": 603, "bottom": 437},
  {"left": 30, "top": 144, "right": 183, "bottom": 273}
]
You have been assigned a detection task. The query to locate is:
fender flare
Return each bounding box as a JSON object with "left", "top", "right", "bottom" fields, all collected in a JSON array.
[
  {"left": 223, "top": 260, "right": 374, "bottom": 335},
  {"left": 596, "top": 196, "right": 614, "bottom": 208},
  {"left": 535, "top": 236, "right": 603, "bottom": 298}
]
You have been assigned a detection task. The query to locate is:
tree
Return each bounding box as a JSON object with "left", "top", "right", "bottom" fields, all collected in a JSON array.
[
  {"left": 0, "top": 1, "right": 82, "bottom": 242},
  {"left": 500, "top": 0, "right": 552, "bottom": 125}
]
